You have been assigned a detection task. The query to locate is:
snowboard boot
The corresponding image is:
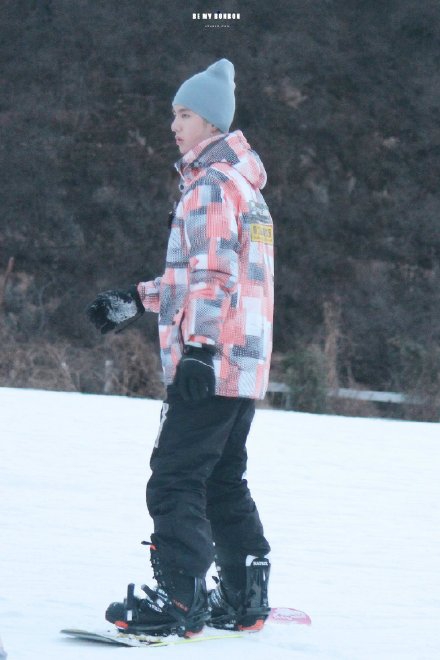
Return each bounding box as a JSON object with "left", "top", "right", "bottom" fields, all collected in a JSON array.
[
  {"left": 105, "top": 544, "right": 209, "bottom": 638},
  {"left": 208, "top": 555, "right": 271, "bottom": 631}
]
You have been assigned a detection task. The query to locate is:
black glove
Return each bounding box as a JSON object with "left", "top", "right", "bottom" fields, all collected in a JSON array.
[
  {"left": 174, "top": 345, "right": 216, "bottom": 402},
  {"left": 86, "top": 285, "right": 144, "bottom": 334}
]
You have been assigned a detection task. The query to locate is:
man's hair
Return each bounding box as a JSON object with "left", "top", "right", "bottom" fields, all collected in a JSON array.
[{"left": 203, "top": 118, "right": 221, "bottom": 133}]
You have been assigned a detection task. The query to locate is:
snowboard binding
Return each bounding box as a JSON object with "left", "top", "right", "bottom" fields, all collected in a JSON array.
[
  {"left": 107, "top": 580, "right": 209, "bottom": 638},
  {"left": 208, "top": 555, "right": 271, "bottom": 631}
]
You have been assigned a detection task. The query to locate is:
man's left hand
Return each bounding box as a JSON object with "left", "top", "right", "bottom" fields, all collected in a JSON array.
[{"left": 174, "top": 345, "right": 216, "bottom": 401}]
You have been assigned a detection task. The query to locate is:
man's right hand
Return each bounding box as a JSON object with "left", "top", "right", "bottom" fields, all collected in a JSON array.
[{"left": 86, "top": 285, "right": 144, "bottom": 334}]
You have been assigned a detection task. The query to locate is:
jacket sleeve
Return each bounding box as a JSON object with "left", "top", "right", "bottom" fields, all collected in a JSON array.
[
  {"left": 182, "top": 178, "right": 239, "bottom": 346},
  {"left": 137, "top": 277, "right": 161, "bottom": 314}
]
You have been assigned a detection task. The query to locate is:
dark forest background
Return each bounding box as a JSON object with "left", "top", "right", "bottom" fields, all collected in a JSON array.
[{"left": 1, "top": 0, "right": 440, "bottom": 419}]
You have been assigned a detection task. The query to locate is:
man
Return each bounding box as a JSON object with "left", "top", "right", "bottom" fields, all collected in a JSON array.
[{"left": 87, "top": 59, "right": 274, "bottom": 638}]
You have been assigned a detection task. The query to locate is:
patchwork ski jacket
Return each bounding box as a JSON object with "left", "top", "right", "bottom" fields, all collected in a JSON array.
[{"left": 138, "top": 130, "right": 274, "bottom": 399}]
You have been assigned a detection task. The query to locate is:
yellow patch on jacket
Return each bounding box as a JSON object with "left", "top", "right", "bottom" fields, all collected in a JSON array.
[{"left": 250, "top": 223, "right": 274, "bottom": 245}]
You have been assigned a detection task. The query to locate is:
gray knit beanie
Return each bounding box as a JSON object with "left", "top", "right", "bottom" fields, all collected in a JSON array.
[{"left": 172, "top": 59, "right": 235, "bottom": 133}]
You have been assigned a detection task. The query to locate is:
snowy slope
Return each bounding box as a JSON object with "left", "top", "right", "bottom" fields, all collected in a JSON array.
[{"left": 1, "top": 387, "right": 440, "bottom": 659}]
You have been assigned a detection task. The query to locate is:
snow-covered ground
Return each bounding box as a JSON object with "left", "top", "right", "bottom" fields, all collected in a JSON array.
[{"left": 1, "top": 386, "right": 440, "bottom": 659}]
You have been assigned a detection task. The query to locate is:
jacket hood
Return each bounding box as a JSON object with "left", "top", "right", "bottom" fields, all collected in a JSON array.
[{"left": 175, "top": 130, "right": 267, "bottom": 190}]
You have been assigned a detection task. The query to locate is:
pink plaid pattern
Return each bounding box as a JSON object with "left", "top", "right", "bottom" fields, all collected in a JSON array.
[{"left": 138, "top": 130, "right": 274, "bottom": 399}]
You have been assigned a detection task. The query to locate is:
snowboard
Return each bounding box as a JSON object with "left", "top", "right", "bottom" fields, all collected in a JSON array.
[{"left": 61, "top": 607, "right": 311, "bottom": 647}]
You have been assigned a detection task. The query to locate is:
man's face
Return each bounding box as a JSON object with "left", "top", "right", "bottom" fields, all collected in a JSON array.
[{"left": 171, "top": 105, "right": 218, "bottom": 155}]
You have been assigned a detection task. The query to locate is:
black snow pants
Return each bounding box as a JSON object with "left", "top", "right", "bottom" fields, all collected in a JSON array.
[{"left": 146, "top": 384, "right": 271, "bottom": 578}]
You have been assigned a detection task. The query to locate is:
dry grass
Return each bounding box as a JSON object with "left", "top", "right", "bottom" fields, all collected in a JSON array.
[{"left": 0, "top": 318, "right": 164, "bottom": 399}]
